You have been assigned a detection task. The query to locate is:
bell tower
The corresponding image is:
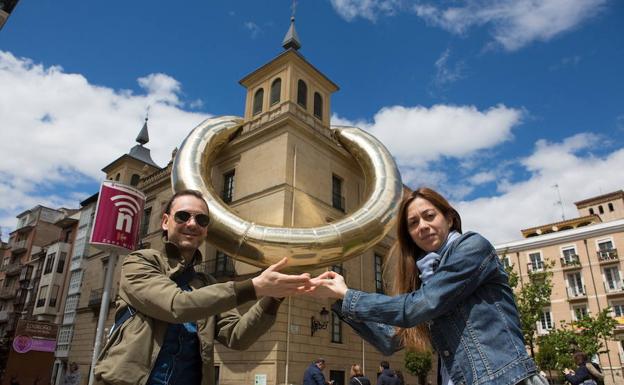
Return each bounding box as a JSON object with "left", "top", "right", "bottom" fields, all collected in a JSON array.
[{"left": 238, "top": 16, "right": 339, "bottom": 129}]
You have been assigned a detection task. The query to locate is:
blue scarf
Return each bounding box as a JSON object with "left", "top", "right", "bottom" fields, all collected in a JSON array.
[{"left": 416, "top": 231, "right": 460, "bottom": 284}]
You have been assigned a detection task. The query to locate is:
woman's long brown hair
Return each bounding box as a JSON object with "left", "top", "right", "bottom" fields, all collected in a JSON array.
[{"left": 390, "top": 187, "right": 462, "bottom": 352}]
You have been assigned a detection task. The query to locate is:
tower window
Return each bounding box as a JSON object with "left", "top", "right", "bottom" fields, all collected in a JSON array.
[
  {"left": 253, "top": 88, "right": 264, "bottom": 115},
  {"left": 297, "top": 80, "right": 307, "bottom": 108},
  {"left": 374, "top": 253, "right": 384, "bottom": 294},
  {"left": 589, "top": 208, "right": 594, "bottom": 215},
  {"left": 130, "top": 173, "right": 140, "bottom": 186},
  {"left": 608, "top": 203, "right": 614, "bottom": 212},
  {"left": 115, "top": 173, "right": 120, "bottom": 181},
  {"left": 313, "top": 92, "right": 323, "bottom": 119},
  {"left": 599, "top": 205, "right": 604, "bottom": 214},
  {"left": 332, "top": 174, "right": 344, "bottom": 212},
  {"left": 270, "top": 78, "right": 281, "bottom": 105}
]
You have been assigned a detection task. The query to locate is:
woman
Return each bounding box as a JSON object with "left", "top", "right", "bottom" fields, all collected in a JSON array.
[
  {"left": 563, "top": 352, "right": 598, "bottom": 385},
  {"left": 310, "top": 188, "right": 547, "bottom": 385},
  {"left": 349, "top": 364, "right": 371, "bottom": 385}
]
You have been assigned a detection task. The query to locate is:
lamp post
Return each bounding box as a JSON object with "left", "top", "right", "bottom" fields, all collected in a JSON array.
[{"left": 311, "top": 307, "right": 330, "bottom": 336}]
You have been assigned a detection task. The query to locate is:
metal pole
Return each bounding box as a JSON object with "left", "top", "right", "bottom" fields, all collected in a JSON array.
[
  {"left": 285, "top": 297, "right": 292, "bottom": 385},
  {"left": 88, "top": 252, "right": 118, "bottom": 385},
  {"left": 361, "top": 253, "right": 366, "bottom": 375}
]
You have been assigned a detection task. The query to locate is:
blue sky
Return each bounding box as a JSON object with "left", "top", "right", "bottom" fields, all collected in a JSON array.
[{"left": 1, "top": 0, "right": 623, "bottom": 243}]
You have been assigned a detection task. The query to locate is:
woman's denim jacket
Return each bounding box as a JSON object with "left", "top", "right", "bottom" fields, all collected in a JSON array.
[{"left": 333, "top": 232, "right": 537, "bottom": 385}]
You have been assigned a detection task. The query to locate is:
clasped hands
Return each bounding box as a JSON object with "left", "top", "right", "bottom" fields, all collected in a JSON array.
[{"left": 251, "top": 257, "right": 349, "bottom": 299}]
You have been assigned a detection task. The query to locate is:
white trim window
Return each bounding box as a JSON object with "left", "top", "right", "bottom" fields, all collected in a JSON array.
[
  {"left": 567, "top": 272, "right": 585, "bottom": 297},
  {"left": 538, "top": 308, "right": 553, "bottom": 333},
  {"left": 561, "top": 246, "right": 579, "bottom": 265},
  {"left": 572, "top": 305, "right": 588, "bottom": 321},
  {"left": 528, "top": 252, "right": 544, "bottom": 272},
  {"left": 611, "top": 301, "right": 624, "bottom": 317},
  {"left": 604, "top": 266, "right": 622, "bottom": 292},
  {"left": 597, "top": 238, "right": 616, "bottom": 261}
]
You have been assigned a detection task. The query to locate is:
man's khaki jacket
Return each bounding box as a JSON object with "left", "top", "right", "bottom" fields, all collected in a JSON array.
[{"left": 94, "top": 243, "right": 281, "bottom": 385}]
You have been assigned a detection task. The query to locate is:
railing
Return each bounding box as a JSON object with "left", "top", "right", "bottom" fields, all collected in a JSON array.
[
  {"left": 0, "top": 287, "right": 16, "bottom": 299},
  {"left": 566, "top": 285, "right": 587, "bottom": 300},
  {"left": 560, "top": 256, "right": 581, "bottom": 269},
  {"left": 5, "top": 262, "right": 23, "bottom": 276},
  {"left": 527, "top": 261, "right": 545, "bottom": 272},
  {"left": 604, "top": 281, "right": 624, "bottom": 293},
  {"left": 598, "top": 249, "right": 618, "bottom": 263},
  {"left": 0, "top": 310, "right": 10, "bottom": 322},
  {"left": 9, "top": 239, "right": 27, "bottom": 252}
]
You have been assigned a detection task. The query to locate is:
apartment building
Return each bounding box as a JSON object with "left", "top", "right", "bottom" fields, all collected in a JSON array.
[
  {"left": 67, "top": 20, "right": 416, "bottom": 385},
  {"left": 496, "top": 190, "right": 624, "bottom": 385}
]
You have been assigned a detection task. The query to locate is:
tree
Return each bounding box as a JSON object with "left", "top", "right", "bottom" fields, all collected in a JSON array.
[
  {"left": 404, "top": 350, "right": 432, "bottom": 385},
  {"left": 505, "top": 260, "right": 554, "bottom": 358},
  {"left": 535, "top": 308, "right": 617, "bottom": 376}
]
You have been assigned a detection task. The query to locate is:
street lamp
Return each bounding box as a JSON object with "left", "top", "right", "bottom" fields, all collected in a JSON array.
[{"left": 311, "top": 307, "right": 330, "bottom": 336}]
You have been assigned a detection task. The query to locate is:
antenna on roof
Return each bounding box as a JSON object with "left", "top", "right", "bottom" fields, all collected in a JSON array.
[{"left": 553, "top": 183, "right": 566, "bottom": 221}]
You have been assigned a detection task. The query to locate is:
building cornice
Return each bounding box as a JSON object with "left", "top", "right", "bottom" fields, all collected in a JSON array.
[{"left": 496, "top": 219, "right": 624, "bottom": 253}]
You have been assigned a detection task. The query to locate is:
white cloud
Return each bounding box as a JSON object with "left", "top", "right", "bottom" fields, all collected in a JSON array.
[
  {"left": 0, "top": 51, "right": 211, "bottom": 231},
  {"left": 364, "top": 104, "right": 523, "bottom": 164},
  {"left": 413, "top": 0, "right": 606, "bottom": 51},
  {"left": 458, "top": 135, "right": 624, "bottom": 244},
  {"left": 244, "top": 21, "right": 262, "bottom": 39},
  {"left": 432, "top": 48, "right": 464, "bottom": 89},
  {"left": 330, "top": 0, "right": 400, "bottom": 22}
]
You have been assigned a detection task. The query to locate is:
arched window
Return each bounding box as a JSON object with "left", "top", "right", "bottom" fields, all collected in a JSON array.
[
  {"left": 297, "top": 80, "right": 307, "bottom": 108},
  {"left": 270, "top": 78, "right": 281, "bottom": 105},
  {"left": 253, "top": 88, "right": 264, "bottom": 115},
  {"left": 313, "top": 92, "right": 323, "bottom": 119},
  {"left": 130, "top": 174, "right": 140, "bottom": 186},
  {"left": 115, "top": 173, "right": 120, "bottom": 181}
]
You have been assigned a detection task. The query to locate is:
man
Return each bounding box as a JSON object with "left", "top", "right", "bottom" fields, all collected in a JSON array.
[
  {"left": 377, "top": 361, "right": 400, "bottom": 385},
  {"left": 303, "top": 358, "right": 333, "bottom": 385},
  {"left": 95, "top": 189, "right": 311, "bottom": 385}
]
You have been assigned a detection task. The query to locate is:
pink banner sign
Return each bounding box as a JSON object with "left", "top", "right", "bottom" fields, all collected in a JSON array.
[
  {"left": 31, "top": 338, "right": 56, "bottom": 352},
  {"left": 90, "top": 181, "right": 146, "bottom": 252}
]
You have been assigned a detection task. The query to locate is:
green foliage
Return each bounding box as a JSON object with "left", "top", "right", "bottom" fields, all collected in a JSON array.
[
  {"left": 404, "top": 350, "right": 432, "bottom": 385},
  {"left": 535, "top": 308, "right": 617, "bottom": 373}
]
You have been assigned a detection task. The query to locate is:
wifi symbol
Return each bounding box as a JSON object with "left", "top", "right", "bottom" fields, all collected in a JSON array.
[{"left": 111, "top": 194, "right": 141, "bottom": 233}]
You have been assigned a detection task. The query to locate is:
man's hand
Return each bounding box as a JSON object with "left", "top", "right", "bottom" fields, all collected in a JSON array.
[{"left": 252, "top": 257, "right": 312, "bottom": 298}]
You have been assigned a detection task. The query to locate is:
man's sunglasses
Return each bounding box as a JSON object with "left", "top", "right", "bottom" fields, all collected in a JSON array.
[{"left": 173, "top": 210, "right": 210, "bottom": 227}]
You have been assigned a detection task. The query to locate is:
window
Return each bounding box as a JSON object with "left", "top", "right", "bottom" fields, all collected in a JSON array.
[
  {"left": 331, "top": 312, "right": 342, "bottom": 343},
  {"left": 539, "top": 309, "right": 553, "bottom": 331},
  {"left": 528, "top": 252, "right": 544, "bottom": 272},
  {"left": 572, "top": 305, "right": 588, "bottom": 321},
  {"left": 140, "top": 207, "right": 152, "bottom": 238},
  {"left": 297, "top": 80, "right": 307, "bottom": 108},
  {"left": 58, "top": 326, "right": 73, "bottom": 345},
  {"left": 37, "top": 285, "right": 48, "bottom": 308},
  {"left": 222, "top": 170, "right": 235, "bottom": 203},
  {"left": 599, "top": 205, "right": 604, "bottom": 214},
  {"left": 332, "top": 174, "right": 344, "bottom": 212},
  {"left": 612, "top": 302, "right": 624, "bottom": 317},
  {"left": 270, "top": 78, "right": 281, "bottom": 105},
  {"left": 115, "top": 173, "right": 120, "bottom": 181},
  {"left": 313, "top": 92, "right": 323, "bottom": 119},
  {"left": 608, "top": 203, "right": 615, "bottom": 212},
  {"left": 130, "top": 173, "right": 140, "bottom": 186},
  {"left": 253, "top": 88, "right": 264, "bottom": 115},
  {"left": 589, "top": 208, "right": 595, "bottom": 215},
  {"left": 69, "top": 271, "right": 82, "bottom": 292},
  {"left": 49, "top": 285, "right": 59, "bottom": 308},
  {"left": 64, "top": 229, "right": 72, "bottom": 243},
  {"left": 214, "top": 251, "right": 234, "bottom": 277},
  {"left": 598, "top": 239, "right": 616, "bottom": 261},
  {"left": 604, "top": 266, "right": 621, "bottom": 291},
  {"left": 561, "top": 247, "right": 579, "bottom": 265},
  {"left": 374, "top": 253, "right": 384, "bottom": 294},
  {"left": 43, "top": 253, "right": 56, "bottom": 275},
  {"left": 500, "top": 255, "right": 511, "bottom": 269},
  {"left": 329, "top": 370, "right": 345, "bottom": 385},
  {"left": 567, "top": 272, "right": 584, "bottom": 297},
  {"left": 56, "top": 252, "right": 66, "bottom": 274},
  {"left": 64, "top": 295, "right": 79, "bottom": 313}
]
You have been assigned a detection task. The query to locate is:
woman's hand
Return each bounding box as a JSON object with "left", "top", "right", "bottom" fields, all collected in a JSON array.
[{"left": 305, "top": 270, "right": 349, "bottom": 299}]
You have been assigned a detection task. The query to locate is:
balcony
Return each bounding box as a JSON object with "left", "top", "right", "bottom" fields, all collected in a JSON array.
[
  {"left": 604, "top": 281, "right": 624, "bottom": 296},
  {"left": 88, "top": 288, "right": 108, "bottom": 310},
  {"left": 9, "top": 239, "right": 27, "bottom": 253},
  {"left": 0, "top": 287, "right": 16, "bottom": 300},
  {"left": 560, "top": 256, "right": 581, "bottom": 270},
  {"left": 18, "top": 265, "right": 33, "bottom": 282},
  {"left": 0, "top": 310, "right": 10, "bottom": 323},
  {"left": 598, "top": 249, "right": 619, "bottom": 264},
  {"left": 566, "top": 285, "right": 587, "bottom": 301},
  {"left": 4, "top": 262, "right": 23, "bottom": 276}
]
